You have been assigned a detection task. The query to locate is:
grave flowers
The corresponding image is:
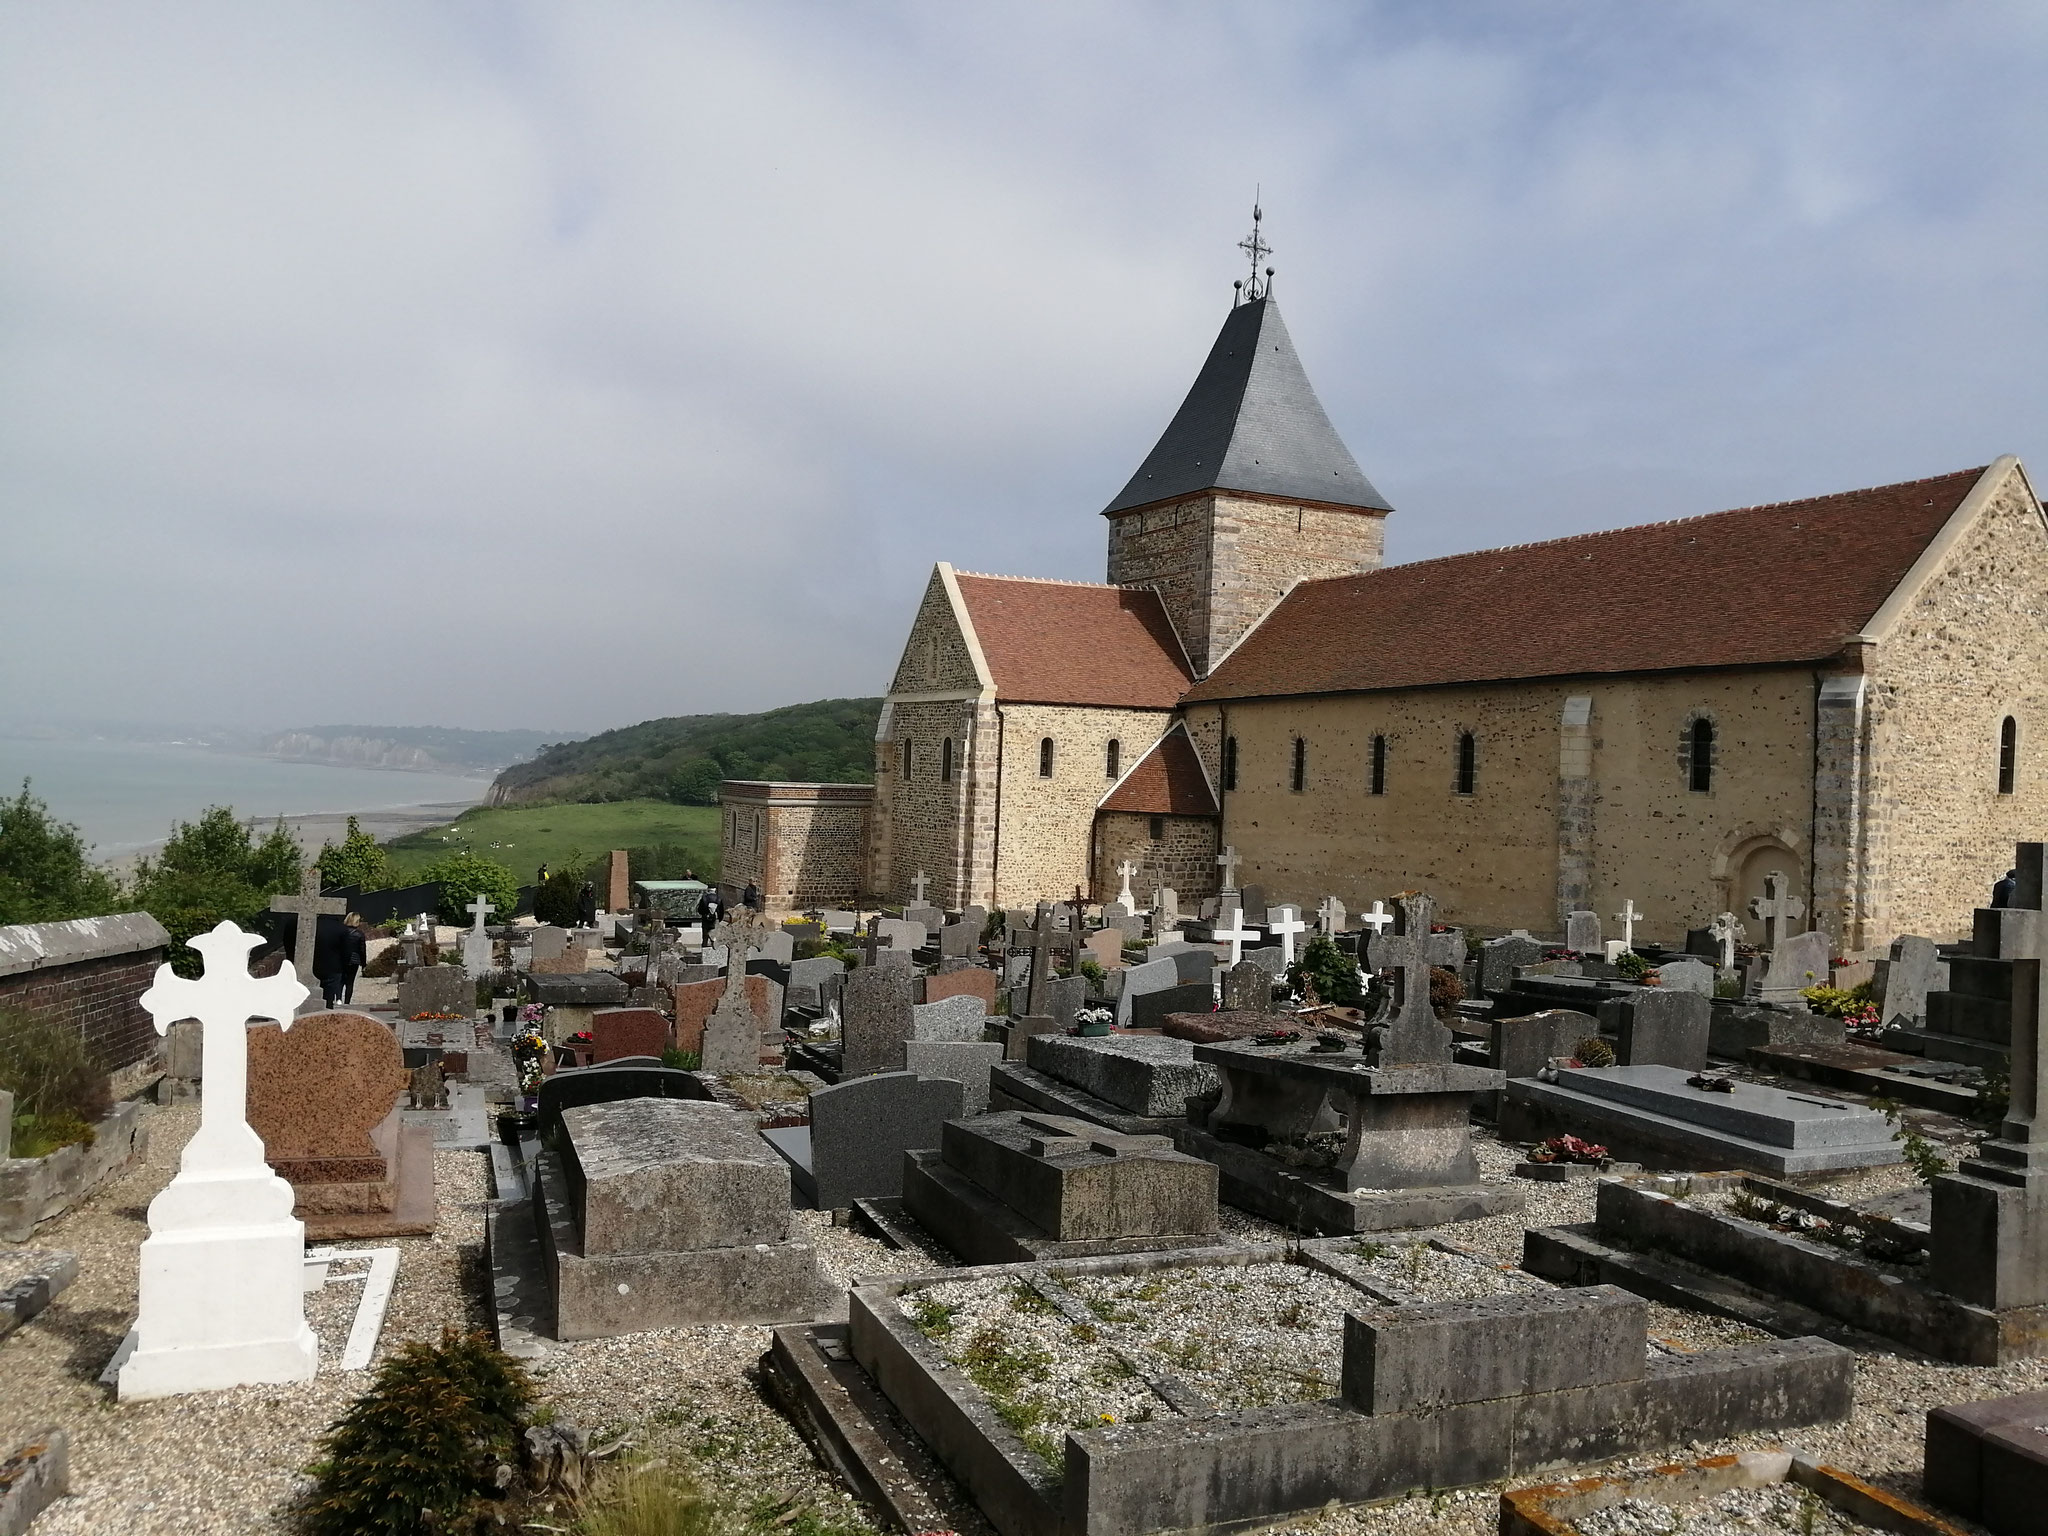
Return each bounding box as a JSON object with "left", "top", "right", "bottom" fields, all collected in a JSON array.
[
  {"left": 408, "top": 1010, "right": 467, "bottom": 1023},
  {"left": 1528, "top": 1134, "right": 1609, "bottom": 1165},
  {"left": 1074, "top": 1005, "right": 1114, "bottom": 1037},
  {"left": 1802, "top": 982, "right": 1881, "bottom": 1037},
  {"left": 511, "top": 1029, "right": 549, "bottom": 1102}
]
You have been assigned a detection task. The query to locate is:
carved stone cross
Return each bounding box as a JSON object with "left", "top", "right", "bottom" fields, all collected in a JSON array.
[
  {"left": 1748, "top": 872, "right": 1806, "bottom": 950},
  {"left": 1317, "top": 896, "right": 1344, "bottom": 936},
  {"left": 1709, "top": 911, "right": 1744, "bottom": 971},
  {"left": 268, "top": 865, "right": 345, "bottom": 994},
  {"left": 860, "top": 914, "right": 882, "bottom": 967},
  {"left": 1013, "top": 903, "right": 1058, "bottom": 1015},
  {"left": 911, "top": 871, "right": 930, "bottom": 906},
  {"left": 1213, "top": 906, "right": 1259, "bottom": 968},
  {"left": 1267, "top": 904, "right": 1308, "bottom": 966},
  {"left": 1615, "top": 898, "right": 1642, "bottom": 949},
  {"left": 1216, "top": 845, "right": 1242, "bottom": 892},
  {"left": 466, "top": 893, "right": 496, "bottom": 933},
  {"left": 1357, "top": 900, "right": 1394, "bottom": 937},
  {"left": 1365, "top": 893, "right": 1452, "bottom": 1064}
]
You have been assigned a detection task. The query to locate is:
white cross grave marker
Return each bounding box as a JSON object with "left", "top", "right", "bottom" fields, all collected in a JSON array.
[
  {"left": 1216, "top": 845, "right": 1242, "bottom": 892},
  {"left": 1615, "top": 899, "right": 1641, "bottom": 949},
  {"left": 1317, "top": 896, "right": 1345, "bottom": 937},
  {"left": 467, "top": 893, "right": 496, "bottom": 932},
  {"left": 1358, "top": 900, "right": 1395, "bottom": 937},
  {"left": 1267, "top": 904, "right": 1308, "bottom": 966},
  {"left": 911, "top": 871, "right": 930, "bottom": 906},
  {"left": 1710, "top": 911, "right": 1745, "bottom": 971},
  {"left": 117, "top": 921, "right": 319, "bottom": 1398},
  {"left": 1116, "top": 861, "right": 1138, "bottom": 911},
  {"left": 268, "top": 865, "right": 345, "bottom": 994},
  {"left": 1213, "top": 905, "right": 1259, "bottom": 969}
]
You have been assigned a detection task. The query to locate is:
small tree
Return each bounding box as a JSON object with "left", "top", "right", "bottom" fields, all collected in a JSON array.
[
  {"left": 417, "top": 851, "right": 520, "bottom": 926},
  {"left": 0, "top": 780, "right": 122, "bottom": 925},
  {"left": 317, "top": 816, "right": 393, "bottom": 892},
  {"left": 666, "top": 758, "right": 723, "bottom": 806},
  {"left": 532, "top": 866, "right": 584, "bottom": 927},
  {"left": 132, "top": 807, "right": 302, "bottom": 975}
]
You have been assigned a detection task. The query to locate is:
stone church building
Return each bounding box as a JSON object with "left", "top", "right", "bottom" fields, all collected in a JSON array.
[{"left": 858, "top": 287, "right": 2048, "bottom": 951}]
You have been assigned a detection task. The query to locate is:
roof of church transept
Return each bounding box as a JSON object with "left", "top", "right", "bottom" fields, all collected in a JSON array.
[{"left": 952, "top": 573, "right": 1194, "bottom": 709}]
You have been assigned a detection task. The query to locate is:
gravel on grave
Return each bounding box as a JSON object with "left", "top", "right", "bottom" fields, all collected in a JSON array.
[
  {"left": 1573, "top": 1481, "right": 1875, "bottom": 1535},
  {"left": 0, "top": 1248, "right": 72, "bottom": 1291}
]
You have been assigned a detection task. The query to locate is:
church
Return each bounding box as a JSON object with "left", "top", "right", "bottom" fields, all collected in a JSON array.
[{"left": 862, "top": 264, "right": 2048, "bottom": 953}]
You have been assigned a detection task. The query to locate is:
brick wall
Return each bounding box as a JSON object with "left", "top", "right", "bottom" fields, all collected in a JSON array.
[
  {"left": 0, "top": 950, "right": 164, "bottom": 1088},
  {"left": 992, "top": 702, "right": 1177, "bottom": 906},
  {"left": 719, "top": 782, "right": 874, "bottom": 912}
]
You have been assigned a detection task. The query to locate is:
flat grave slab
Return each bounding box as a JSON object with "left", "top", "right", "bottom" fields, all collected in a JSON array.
[{"left": 1025, "top": 1033, "right": 1218, "bottom": 1118}]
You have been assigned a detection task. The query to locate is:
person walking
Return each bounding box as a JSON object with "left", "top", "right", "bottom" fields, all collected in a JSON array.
[
  {"left": 577, "top": 880, "right": 598, "bottom": 927},
  {"left": 742, "top": 882, "right": 760, "bottom": 912},
  {"left": 698, "top": 887, "right": 722, "bottom": 932},
  {"left": 341, "top": 913, "right": 367, "bottom": 1004},
  {"left": 312, "top": 912, "right": 350, "bottom": 1009}
]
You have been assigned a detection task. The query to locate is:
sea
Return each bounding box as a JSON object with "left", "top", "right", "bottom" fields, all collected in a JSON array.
[{"left": 1, "top": 736, "right": 490, "bottom": 857}]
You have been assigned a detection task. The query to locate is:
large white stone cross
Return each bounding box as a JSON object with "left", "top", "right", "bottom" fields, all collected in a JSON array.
[
  {"left": 1710, "top": 911, "right": 1745, "bottom": 971},
  {"left": 119, "top": 921, "right": 317, "bottom": 1398},
  {"left": 1358, "top": 900, "right": 1395, "bottom": 937},
  {"left": 1213, "top": 906, "right": 1259, "bottom": 969},
  {"left": 1748, "top": 871, "right": 1806, "bottom": 950},
  {"left": 911, "top": 871, "right": 930, "bottom": 905},
  {"left": 1614, "top": 899, "right": 1642, "bottom": 949},
  {"left": 1115, "top": 861, "right": 1139, "bottom": 910},
  {"left": 1317, "top": 896, "right": 1344, "bottom": 936},
  {"left": 1215, "top": 845, "right": 1242, "bottom": 891},
  {"left": 1267, "top": 904, "right": 1308, "bottom": 966},
  {"left": 268, "top": 865, "right": 345, "bottom": 992},
  {"left": 467, "top": 893, "right": 496, "bottom": 933}
]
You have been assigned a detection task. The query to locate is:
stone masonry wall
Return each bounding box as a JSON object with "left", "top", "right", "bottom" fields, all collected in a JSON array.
[
  {"left": 1093, "top": 812, "right": 1220, "bottom": 904},
  {"left": 0, "top": 950, "right": 164, "bottom": 1090},
  {"left": 1866, "top": 465, "right": 2048, "bottom": 943},
  {"left": 888, "top": 567, "right": 985, "bottom": 694},
  {"left": 874, "top": 697, "right": 983, "bottom": 910},
  {"left": 1106, "top": 493, "right": 1385, "bottom": 675},
  {"left": 1184, "top": 665, "right": 1816, "bottom": 940},
  {"left": 992, "top": 703, "right": 1177, "bottom": 906},
  {"left": 719, "top": 785, "right": 874, "bottom": 912}
]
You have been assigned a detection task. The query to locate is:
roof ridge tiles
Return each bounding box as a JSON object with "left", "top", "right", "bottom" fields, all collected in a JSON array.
[{"left": 952, "top": 570, "right": 1120, "bottom": 589}]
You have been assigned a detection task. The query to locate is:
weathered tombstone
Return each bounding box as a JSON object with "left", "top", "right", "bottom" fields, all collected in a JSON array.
[
  {"left": 671, "top": 976, "right": 722, "bottom": 1056},
  {"left": 1153, "top": 887, "right": 1179, "bottom": 925},
  {"left": 539, "top": 1099, "right": 827, "bottom": 1336},
  {"left": 1084, "top": 928, "right": 1126, "bottom": 972},
  {"left": 786, "top": 955, "right": 845, "bottom": 1011},
  {"left": 246, "top": 1009, "right": 432, "bottom": 1239},
  {"left": 924, "top": 966, "right": 997, "bottom": 1013},
  {"left": 749, "top": 927, "right": 797, "bottom": 966},
  {"left": 1365, "top": 893, "right": 1453, "bottom": 1064},
  {"left": 1653, "top": 957, "right": 1716, "bottom": 996},
  {"left": 590, "top": 1007, "right": 670, "bottom": 1063},
  {"left": 877, "top": 917, "right": 925, "bottom": 952},
  {"left": 1478, "top": 933, "right": 1546, "bottom": 996},
  {"left": 910, "top": 991, "right": 986, "bottom": 1044},
  {"left": 530, "top": 926, "right": 570, "bottom": 963},
  {"left": 1490, "top": 1009, "right": 1601, "bottom": 1082},
  {"left": 1565, "top": 911, "right": 1602, "bottom": 955},
  {"left": 762, "top": 1072, "right": 964, "bottom": 1210},
  {"left": 1748, "top": 871, "right": 1807, "bottom": 951},
  {"left": 1028, "top": 1033, "right": 1220, "bottom": 1119},
  {"left": 903, "top": 1039, "right": 1004, "bottom": 1115},
  {"left": 902, "top": 907, "right": 944, "bottom": 938},
  {"left": 1873, "top": 934, "right": 1944, "bottom": 1027},
  {"left": 841, "top": 965, "right": 918, "bottom": 1078},
  {"left": 702, "top": 931, "right": 766, "bottom": 1075},
  {"left": 1164, "top": 947, "right": 1216, "bottom": 987},
  {"left": 1598, "top": 989, "right": 1711, "bottom": 1071},
  {"left": 269, "top": 865, "right": 346, "bottom": 995},
  {"left": 119, "top": 921, "right": 318, "bottom": 1398},
  {"left": 397, "top": 963, "right": 470, "bottom": 1018},
  {"left": 1221, "top": 960, "right": 1275, "bottom": 1013},
  {"left": 1130, "top": 981, "right": 1215, "bottom": 1031},
  {"left": 820, "top": 909, "right": 858, "bottom": 933},
  {"left": 606, "top": 849, "right": 629, "bottom": 913},
  {"left": 1042, "top": 974, "right": 1090, "bottom": 1032},
  {"left": 938, "top": 921, "right": 978, "bottom": 960},
  {"left": 1114, "top": 956, "right": 1181, "bottom": 1029},
  {"left": 1710, "top": 911, "right": 1747, "bottom": 970},
  {"left": 1317, "top": 895, "right": 1347, "bottom": 937},
  {"left": 461, "top": 894, "right": 496, "bottom": 976},
  {"left": 1757, "top": 929, "right": 1832, "bottom": 1003},
  {"left": 1240, "top": 945, "right": 1286, "bottom": 977}
]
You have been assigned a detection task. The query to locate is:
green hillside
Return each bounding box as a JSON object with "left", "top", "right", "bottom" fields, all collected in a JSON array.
[
  {"left": 487, "top": 697, "right": 880, "bottom": 807},
  {"left": 383, "top": 802, "right": 721, "bottom": 884}
]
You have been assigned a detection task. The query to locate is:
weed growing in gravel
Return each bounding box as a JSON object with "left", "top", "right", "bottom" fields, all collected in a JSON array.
[
  {"left": 1069, "top": 1322, "right": 1099, "bottom": 1344},
  {"left": 1153, "top": 1335, "right": 1207, "bottom": 1369},
  {"left": 907, "top": 1293, "right": 959, "bottom": 1337},
  {"left": 1349, "top": 1241, "right": 1386, "bottom": 1262},
  {"left": 1091, "top": 1353, "right": 1137, "bottom": 1382},
  {"left": 1085, "top": 1295, "right": 1135, "bottom": 1324},
  {"left": 1008, "top": 1281, "right": 1055, "bottom": 1315},
  {"left": 1275, "top": 1300, "right": 1307, "bottom": 1329},
  {"left": 580, "top": 1461, "right": 727, "bottom": 1536},
  {"left": 1405, "top": 1244, "right": 1427, "bottom": 1288}
]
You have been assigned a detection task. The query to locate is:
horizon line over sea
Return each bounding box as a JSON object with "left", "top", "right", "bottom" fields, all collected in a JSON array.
[{"left": 2, "top": 735, "right": 491, "bottom": 858}]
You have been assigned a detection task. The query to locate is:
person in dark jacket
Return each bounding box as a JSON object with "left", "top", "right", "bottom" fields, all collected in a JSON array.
[
  {"left": 1993, "top": 868, "right": 2020, "bottom": 908},
  {"left": 341, "top": 914, "right": 368, "bottom": 1004},
  {"left": 311, "top": 912, "right": 350, "bottom": 1008},
  {"left": 578, "top": 881, "right": 598, "bottom": 927},
  {"left": 742, "top": 883, "right": 760, "bottom": 911},
  {"left": 697, "top": 888, "right": 722, "bottom": 932}
]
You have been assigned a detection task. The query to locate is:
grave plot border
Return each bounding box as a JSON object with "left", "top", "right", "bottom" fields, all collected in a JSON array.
[
  {"left": 822, "top": 1241, "right": 1851, "bottom": 1536},
  {"left": 1525, "top": 1174, "right": 2048, "bottom": 1366}
]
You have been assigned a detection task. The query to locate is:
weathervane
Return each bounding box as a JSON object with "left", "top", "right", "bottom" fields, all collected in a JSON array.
[{"left": 1234, "top": 192, "right": 1275, "bottom": 304}]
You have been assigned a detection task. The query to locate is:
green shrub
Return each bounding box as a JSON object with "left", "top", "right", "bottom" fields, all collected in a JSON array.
[
  {"left": 316, "top": 816, "right": 394, "bottom": 892},
  {"left": 532, "top": 866, "right": 586, "bottom": 928},
  {"left": 660, "top": 1047, "right": 702, "bottom": 1071},
  {"left": 0, "top": 1008, "right": 108, "bottom": 1154},
  {"left": 416, "top": 852, "right": 520, "bottom": 926},
  {"left": 1288, "top": 935, "right": 1361, "bottom": 1006},
  {"left": 302, "top": 1328, "right": 534, "bottom": 1536},
  {"left": 0, "top": 780, "right": 122, "bottom": 925},
  {"left": 1612, "top": 950, "right": 1652, "bottom": 982},
  {"left": 1574, "top": 1036, "right": 1616, "bottom": 1068},
  {"left": 131, "top": 807, "right": 302, "bottom": 976}
]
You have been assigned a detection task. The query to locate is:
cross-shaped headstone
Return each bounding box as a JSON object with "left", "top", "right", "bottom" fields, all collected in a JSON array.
[
  {"left": 1013, "top": 903, "right": 1057, "bottom": 1015},
  {"left": 1213, "top": 906, "right": 1259, "bottom": 968},
  {"left": 1709, "top": 911, "right": 1744, "bottom": 971},
  {"left": 466, "top": 893, "right": 496, "bottom": 933},
  {"left": 1216, "top": 845, "right": 1242, "bottom": 893},
  {"left": 1357, "top": 900, "right": 1394, "bottom": 937},
  {"left": 1116, "top": 860, "right": 1138, "bottom": 910},
  {"left": 1748, "top": 872, "right": 1806, "bottom": 950},
  {"left": 1267, "top": 904, "right": 1308, "bottom": 966},
  {"left": 268, "top": 865, "right": 346, "bottom": 994},
  {"left": 1316, "top": 896, "right": 1344, "bottom": 937},
  {"left": 1614, "top": 898, "right": 1641, "bottom": 949},
  {"left": 1365, "top": 893, "right": 1451, "bottom": 1064},
  {"left": 911, "top": 871, "right": 930, "bottom": 906},
  {"left": 860, "top": 914, "right": 882, "bottom": 968}
]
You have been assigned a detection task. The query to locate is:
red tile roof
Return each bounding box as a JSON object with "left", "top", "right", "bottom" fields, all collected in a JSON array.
[
  {"left": 954, "top": 574, "right": 1193, "bottom": 709},
  {"left": 1184, "top": 466, "right": 1992, "bottom": 703},
  {"left": 1099, "top": 725, "right": 1219, "bottom": 816}
]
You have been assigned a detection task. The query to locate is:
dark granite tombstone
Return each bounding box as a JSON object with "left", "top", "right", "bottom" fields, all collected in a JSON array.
[
  {"left": 841, "top": 965, "right": 917, "bottom": 1078},
  {"left": 1491, "top": 1009, "right": 1600, "bottom": 1082},
  {"left": 1598, "top": 989, "right": 1712, "bottom": 1071},
  {"left": 537, "top": 1058, "right": 710, "bottom": 1135},
  {"left": 1130, "top": 981, "right": 1216, "bottom": 1031},
  {"left": 760, "top": 1071, "right": 964, "bottom": 1210},
  {"left": 1220, "top": 961, "right": 1276, "bottom": 1013}
]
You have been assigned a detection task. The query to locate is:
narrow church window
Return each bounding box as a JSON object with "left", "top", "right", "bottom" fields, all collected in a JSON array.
[
  {"left": 2000, "top": 716, "right": 2018, "bottom": 795},
  {"left": 1149, "top": 816, "right": 1164, "bottom": 840},
  {"left": 1039, "top": 737, "right": 1055, "bottom": 778},
  {"left": 902, "top": 739, "right": 913, "bottom": 779},
  {"left": 1291, "top": 737, "right": 1307, "bottom": 792},
  {"left": 1106, "top": 739, "right": 1121, "bottom": 779},
  {"left": 1223, "top": 737, "right": 1239, "bottom": 792},
  {"left": 1455, "top": 732, "right": 1476, "bottom": 795},
  {"left": 1688, "top": 718, "right": 1714, "bottom": 793},
  {"left": 941, "top": 738, "right": 954, "bottom": 783},
  {"left": 1369, "top": 735, "right": 1387, "bottom": 796}
]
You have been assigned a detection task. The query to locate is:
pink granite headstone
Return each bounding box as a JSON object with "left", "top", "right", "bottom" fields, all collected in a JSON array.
[{"left": 590, "top": 1007, "right": 671, "bottom": 1062}]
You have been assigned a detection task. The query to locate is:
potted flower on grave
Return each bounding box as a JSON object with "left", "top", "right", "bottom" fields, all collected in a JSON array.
[
  {"left": 1528, "top": 1134, "right": 1610, "bottom": 1166},
  {"left": 1074, "top": 1005, "right": 1114, "bottom": 1037}
]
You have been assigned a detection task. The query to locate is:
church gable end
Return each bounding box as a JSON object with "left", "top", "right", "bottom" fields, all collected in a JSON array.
[{"left": 886, "top": 564, "right": 988, "bottom": 697}]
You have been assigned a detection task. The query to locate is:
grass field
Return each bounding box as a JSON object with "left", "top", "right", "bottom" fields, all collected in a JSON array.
[{"left": 382, "top": 800, "right": 721, "bottom": 884}]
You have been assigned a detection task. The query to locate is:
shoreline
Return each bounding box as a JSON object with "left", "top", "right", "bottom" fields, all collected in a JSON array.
[{"left": 100, "top": 800, "right": 478, "bottom": 877}]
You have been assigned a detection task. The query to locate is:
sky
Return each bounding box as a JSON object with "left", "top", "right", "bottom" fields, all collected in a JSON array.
[{"left": 5, "top": 2, "right": 2047, "bottom": 736}]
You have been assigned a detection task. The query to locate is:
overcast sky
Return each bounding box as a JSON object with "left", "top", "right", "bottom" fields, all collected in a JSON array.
[{"left": 6, "top": 3, "right": 2047, "bottom": 735}]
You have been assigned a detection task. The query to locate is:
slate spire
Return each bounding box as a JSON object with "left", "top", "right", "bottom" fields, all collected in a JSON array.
[{"left": 1102, "top": 296, "right": 1391, "bottom": 517}]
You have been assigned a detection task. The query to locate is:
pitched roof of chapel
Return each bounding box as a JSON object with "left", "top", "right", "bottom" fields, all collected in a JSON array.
[
  {"left": 1098, "top": 724, "right": 1219, "bottom": 816},
  {"left": 952, "top": 573, "right": 1194, "bottom": 709},
  {"left": 1184, "top": 464, "right": 1997, "bottom": 704},
  {"left": 1102, "top": 297, "right": 1393, "bottom": 517}
]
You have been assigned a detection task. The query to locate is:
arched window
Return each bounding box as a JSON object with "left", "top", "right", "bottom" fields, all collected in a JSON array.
[
  {"left": 1222, "top": 737, "right": 1238, "bottom": 792},
  {"left": 1688, "top": 718, "right": 1714, "bottom": 793},
  {"left": 2000, "top": 715, "right": 2018, "bottom": 795},
  {"left": 1291, "top": 737, "right": 1307, "bottom": 792},
  {"left": 901, "top": 739, "right": 913, "bottom": 778},
  {"left": 1039, "top": 737, "right": 1055, "bottom": 778},
  {"left": 940, "top": 737, "right": 954, "bottom": 783},
  {"left": 1455, "top": 732, "right": 1477, "bottom": 795},
  {"left": 1105, "top": 739, "right": 1121, "bottom": 780},
  {"left": 1369, "top": 734, "right": 1387, "bottom": 796}
]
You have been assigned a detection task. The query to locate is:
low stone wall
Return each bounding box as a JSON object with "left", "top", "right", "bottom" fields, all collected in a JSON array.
[{"left": 0, "top": 1101, "right": 151, "bottom": 1242}]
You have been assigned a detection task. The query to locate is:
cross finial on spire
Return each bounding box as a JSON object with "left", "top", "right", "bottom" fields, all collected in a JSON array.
[{"left": 1235, "top": 193, "right": 1274, "bottom": 304}]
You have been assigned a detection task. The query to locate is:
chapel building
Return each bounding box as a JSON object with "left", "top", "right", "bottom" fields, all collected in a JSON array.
[{"left": 864, "top": 281, "right": 2048, "bottom": 952}]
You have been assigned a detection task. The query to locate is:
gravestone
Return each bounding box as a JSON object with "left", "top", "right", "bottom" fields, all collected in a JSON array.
[
  {"left": 1029, "top": 1033, "right": 1219, "bottom": 1119},
  {"left": 903, "top": 1110, "right": 1222, "bottom": 1265},
  {"left": 1130, "top": 981, "right": 1215, "bottom": 1031},
  {"left": 1085, "top": 928, "right": 1126, "bottom": 972},
  {"left": 1478, "top": 933, "right": 1546, "bottom": 996},
  {"left": 461, "top": 894, "right": 496, "bottom": 976},
  {"left": 537, "top": 1058, "right": 710, "bottom": 1135},
  {"left": 1365, "top": 893, "right": 1453, "bottom": 1064},
  {"left": 1873, "top": 935, "right": 1944, "bottom": 1027},
  {"left": 1317, "top": 896, "right": 1347, "bottom": 937},
  {"left": 672, "top": 976, "right": 722, "bottom": 1056},
  {"left": 590, "top": 1007, "right": 669, "bottom": 1063},
  {"left": 939, "top": 921, "right": 979, "bottom": 960},
  {"left": 749, "top": 928, "right": 797, "bottom": 966},
  {"left": 1757, "top": 929, "right": 1832, "bottom": 1003},
  {"left": 530, "top": 926, "right": 570, "bottom": 963},
  {"left": 924, "top": 966, "right": 997, "bottom": 1013},
  {"left": 1653, "top": 958, "right": 1716, "bottom": 996},
  {"left": 269, "top": 866, "right": 346, "bottom": 994},
  {"left": 1490, "top": 1009, "right": 1601, "bottom": 1082},
  {"left": 820, "top": 909, "right": 857, "bottom": 933},
  {"left": 529, "top": 941, "right": 590, "bottom": 975},
  {"left": 397, "top": 963, "right": 470, "bottom": 1018},
  {"left": 1706, "top": 1001, "right": 1844, "bottom": 1059},
  {"left": 1041, "top": 974, "right": 1090, "bottom": 1033},
  {"left": 841, "top": 965, "right": 918, "bottom": 1078},
  {"left": 1239, "top": 884, "right": 1267, "bottom": 925},
  {"left": 1162, "top": 1009, "right": 1294, "bottom": 1044},
  {"left": 1220, "top": 960, "right": 1275, "bottom": 1013},
  {"left": 1114, "top": 957, "right": 1182, "bottom": 1029},
  {"left": 761, "top": 1072, "right": 964, "bottom": 1210},
  {"left": 787, "top": 955, "right": 844, "bottom": 1011},
  {"left": 1164, "top": 947, "right": 1216, "bottom": 987},
  {"left": 903, "top": 1039, "right": 1005, "bottom": 1115},
  {"left": 606, "top": 849, "right": 630, "bottom": 913},
  {"left": 1153, "top": 888, "right": 1179, "bottom": 925},
  {"left": 523, "top": 971, "right": 629, "bottom": 1043},
  {"left": 1749, "top": 871, "right": 1807, "bottom": 950},
  {"left": 701, "top": 933, "right": 768, "bottom": 1075},
  {"left": 1598, "top": 989, "right": 1711, "bottom": 1071},
  {"left": 1566, "top": 911, "right": 1602, "bottom": 955},
  {"left": 910, "top": 991, "right": 987, "bottom": 1044},
  {"left": 247, "top": 1009, "right": 433, "bottom": 1240},
  {"left": 538, "top": 1099, "right": 827, "bottom": 1336},
  {"left": 1240, "top": 945, "right": 1286, "bottom": 977}
]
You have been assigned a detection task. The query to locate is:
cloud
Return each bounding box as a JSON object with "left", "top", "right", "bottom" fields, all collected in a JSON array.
[{"left": 3, "top": 2, "right": 2046, "bottom": 731}]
